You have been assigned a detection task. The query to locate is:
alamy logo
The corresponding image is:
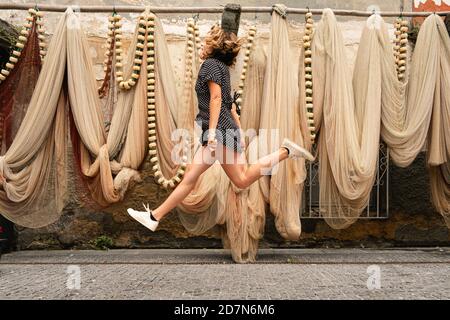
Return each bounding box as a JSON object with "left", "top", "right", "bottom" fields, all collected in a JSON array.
[
  {"left": 366, "top": 265, "right": 381, "bottom": 290},
  {"left": 66, "top": 265, "right": 81, "bottom": 290}
]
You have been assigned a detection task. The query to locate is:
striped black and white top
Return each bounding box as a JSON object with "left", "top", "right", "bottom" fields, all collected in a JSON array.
[{"left": 195, "top": 57, "right": 242, "bottom": 153}]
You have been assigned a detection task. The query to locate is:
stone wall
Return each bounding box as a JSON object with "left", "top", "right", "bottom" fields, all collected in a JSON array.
[{"left": 0, "top": 0, "right": 448, "bottom": 250}]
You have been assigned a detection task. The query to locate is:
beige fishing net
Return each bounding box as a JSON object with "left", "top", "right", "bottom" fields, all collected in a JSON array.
[
  {"left": 0, "top": 12, "right": 69, "bottom": 228},
  {"left": 257, "top": 4, "right": 307, "bottom": 240},
  {"left": 310, "top": 10, "right": 384, "bottom": 229},
  {"left": 380, "top": 13, "right": 450, "bottom": 226},
  {"left": 0, "top": 8, "right": 149, "bottom": 226},
  {"left": 310, "top": 9, "right": 450, "bottom": 228}
]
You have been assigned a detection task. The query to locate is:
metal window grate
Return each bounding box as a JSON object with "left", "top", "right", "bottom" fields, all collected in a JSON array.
[{"left": 302, "top": 143, "right": 389, "bottom": 219}]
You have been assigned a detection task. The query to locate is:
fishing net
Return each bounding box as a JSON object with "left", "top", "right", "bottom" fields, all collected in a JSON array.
[
  {"left": 0, "top": 13, "right": 68, "bottom": 227},
  {"left": 310, "top": 10, "right": 450, "bottom": 228}
]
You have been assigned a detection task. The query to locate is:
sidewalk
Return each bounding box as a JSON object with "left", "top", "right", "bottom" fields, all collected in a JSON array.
[{"left": 1, "top": 248, "right": 449, "bottom": 299}]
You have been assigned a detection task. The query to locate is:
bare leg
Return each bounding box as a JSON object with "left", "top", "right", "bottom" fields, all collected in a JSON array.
[
  {"left": 220, "top": 145, "right": 289, "bottom": 189},
  {"left": 152, "top": 146, "right": 215, "bottom": 221}
]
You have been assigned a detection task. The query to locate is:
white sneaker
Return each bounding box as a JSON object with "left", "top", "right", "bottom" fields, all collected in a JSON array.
[
  {"left": 127, "top": 203, "right": 159, "bottom": 232},
  {"left": 281, "top": 138, "right": 315, "bottom": 161}
]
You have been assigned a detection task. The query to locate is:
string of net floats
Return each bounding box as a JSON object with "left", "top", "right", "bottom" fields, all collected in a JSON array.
[{"left": 0, "top": 6, "right": 448, "bottom": 263}]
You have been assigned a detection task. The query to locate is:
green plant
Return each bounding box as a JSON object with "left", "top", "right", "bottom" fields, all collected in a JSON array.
[
  {"left": 0, "top": 19, "right": 20, "bottom": 69},
  {"left": 90, "top": 235, "right": 114, "bottom": 250},
  {"left": 408, "top": 24, "right": 420, "bottom": 47},
  {"left": 0, "top": 21, "right": 19, "bottom": 47}
]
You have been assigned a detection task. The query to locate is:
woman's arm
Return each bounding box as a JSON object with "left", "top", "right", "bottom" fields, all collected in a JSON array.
[
  {"left": 230, "top": 104, "right": 242, "bottom": 129},
  {"left": 207, "top": 80, "right": 222, "bottom": 142}
]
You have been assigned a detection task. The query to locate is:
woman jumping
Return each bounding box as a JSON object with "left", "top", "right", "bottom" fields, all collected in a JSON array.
[{"left": 127, "top": 24, "right": 314, "bottom": 231}]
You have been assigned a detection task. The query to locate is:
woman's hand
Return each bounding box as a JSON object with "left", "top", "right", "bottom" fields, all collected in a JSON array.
[{"left": 207, "top": 130, "right": 217, "bottom": 154}]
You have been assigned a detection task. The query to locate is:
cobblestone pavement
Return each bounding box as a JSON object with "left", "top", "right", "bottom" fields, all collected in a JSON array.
[{"left": 0, "top": 248, "right": 449, "bottom": 300}]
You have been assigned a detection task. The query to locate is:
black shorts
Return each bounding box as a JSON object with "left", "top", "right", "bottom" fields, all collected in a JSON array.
[{"left": 200, "top": 126, "right": 242, "bottom": 154}]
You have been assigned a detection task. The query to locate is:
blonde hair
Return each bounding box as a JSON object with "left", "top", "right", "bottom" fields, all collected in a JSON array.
[{"left": 203, "top": 24, "right": 244, "bottom": 66}]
